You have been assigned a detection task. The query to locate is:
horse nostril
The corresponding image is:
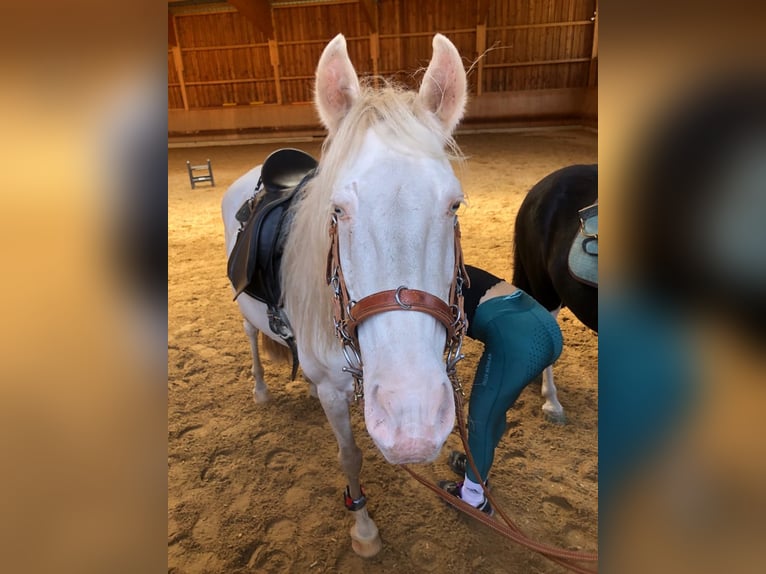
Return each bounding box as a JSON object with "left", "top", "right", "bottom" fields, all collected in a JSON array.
[
  {"left": 368, "top": 384, "right": 383, "bottom": 409},
  {"left": 437, "top": 394, "right": 452, "bottom": 424}
]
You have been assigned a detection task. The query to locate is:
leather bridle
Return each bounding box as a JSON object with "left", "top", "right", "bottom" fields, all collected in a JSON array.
[{"left": 326, "top": 213, "right": 470, "bottom": 400}]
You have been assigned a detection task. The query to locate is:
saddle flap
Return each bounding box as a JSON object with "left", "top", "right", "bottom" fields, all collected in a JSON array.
[
  {"left": 568, "top": 202, "right": 598, "bottom": 287},
  {"left": 227, "top": 193, "right": 291, "bottom": 302}
]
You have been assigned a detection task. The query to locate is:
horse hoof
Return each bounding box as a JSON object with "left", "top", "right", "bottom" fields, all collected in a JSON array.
[
  {"left": 252, "top": 389, "right": 272, "bottom": 404},
  {"left": 350, "top": 524, "right": 382, "bottom": 557},
  {"left": 543, "top": 410, "right": 567, "bottom": 425}
]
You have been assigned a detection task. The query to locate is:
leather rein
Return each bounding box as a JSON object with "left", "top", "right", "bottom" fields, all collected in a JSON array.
[
  {"left": 325, "top": 213, "right": 470, "bottom": 400},
  {"left": 402, "top": 389, "right": 599, "bottom": 573}
]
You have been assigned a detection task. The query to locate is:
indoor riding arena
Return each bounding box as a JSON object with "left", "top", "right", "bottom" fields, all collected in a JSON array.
[{"left": 168, "top": 1, "right": 598, "bottom": 573}]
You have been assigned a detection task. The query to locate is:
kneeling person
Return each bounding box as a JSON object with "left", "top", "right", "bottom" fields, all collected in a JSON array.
[{"left": 439, "top": 265, "right": 563, "bottom": 514}]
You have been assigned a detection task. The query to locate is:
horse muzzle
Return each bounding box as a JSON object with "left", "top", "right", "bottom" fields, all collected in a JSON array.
[{"left": 364, "top": 380, "right": 454, "bottom": 464}]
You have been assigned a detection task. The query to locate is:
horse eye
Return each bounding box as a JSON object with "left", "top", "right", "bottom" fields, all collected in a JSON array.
[
  {"left": 450, "top": 201, "right": 462, "bottom": 213},
  {"left": 333, "top": 206, "right": 344, "bottom": 217}
]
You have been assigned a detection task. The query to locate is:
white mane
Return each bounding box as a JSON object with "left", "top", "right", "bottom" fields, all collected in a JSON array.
[{"left": 281, "top": 81, "right": 463, "bottom": 357}]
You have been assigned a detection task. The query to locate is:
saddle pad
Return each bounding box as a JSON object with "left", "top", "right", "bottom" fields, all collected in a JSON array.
[{"left": 568, "top": 203, "right": 598, "bottom": 288}]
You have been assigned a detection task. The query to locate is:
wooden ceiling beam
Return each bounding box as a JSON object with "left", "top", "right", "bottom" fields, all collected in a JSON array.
[{"left": 228, "top": 0, "right": 274, "bottom": 39}]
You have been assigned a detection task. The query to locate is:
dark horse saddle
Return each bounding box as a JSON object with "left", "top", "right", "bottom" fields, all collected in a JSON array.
[
  {"left": 227, "top": 148, "right": 318, "bottom": 377},
  {"left": 568, "top": 202, "right": 598, "bottom": 287}
]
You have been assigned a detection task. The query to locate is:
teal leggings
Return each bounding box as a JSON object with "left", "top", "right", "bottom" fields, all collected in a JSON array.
[{"left": 466, "top": 290, "right": 563, "bottom": 484}]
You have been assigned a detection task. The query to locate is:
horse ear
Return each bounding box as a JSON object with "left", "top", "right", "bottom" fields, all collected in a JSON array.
[
  {"left": 315, "top": 34, "right": 361, "bottom": 135},
  {"left": 417, "top": 34, "right": 468, "bottom": 134}
]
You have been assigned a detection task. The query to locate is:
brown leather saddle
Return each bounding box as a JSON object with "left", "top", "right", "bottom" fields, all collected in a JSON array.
[{"left": 227, "top": 148, "right": 318, "bottom": 377}]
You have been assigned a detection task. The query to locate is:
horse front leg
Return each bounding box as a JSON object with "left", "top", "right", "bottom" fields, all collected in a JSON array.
[
  {"left": 243, "top": 319, "right": 271, "bottom": 403},
  {"left": 541, "top": 307, "right": 566, "bottom": 423},
  {"left": 316, "top": 382, "right": 382, "bottom": 557}
]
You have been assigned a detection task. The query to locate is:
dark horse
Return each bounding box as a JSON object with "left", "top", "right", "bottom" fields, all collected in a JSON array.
[{"left": 512, "top": 164, "right": 598, "bottom": 422}]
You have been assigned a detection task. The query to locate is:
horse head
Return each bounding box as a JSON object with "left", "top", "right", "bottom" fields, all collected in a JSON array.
[{"left": 307, "top": 34, "right": 468, "bottom": 464}]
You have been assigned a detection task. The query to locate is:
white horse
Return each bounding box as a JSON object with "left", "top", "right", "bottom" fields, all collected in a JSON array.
[{"left": 222, "top": 34, "right": 468, "bottom": 557}]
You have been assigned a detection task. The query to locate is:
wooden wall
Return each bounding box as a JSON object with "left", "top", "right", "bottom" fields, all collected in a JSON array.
[{"left": 168, "top": 0, "right": 597, "bottom": 136}]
